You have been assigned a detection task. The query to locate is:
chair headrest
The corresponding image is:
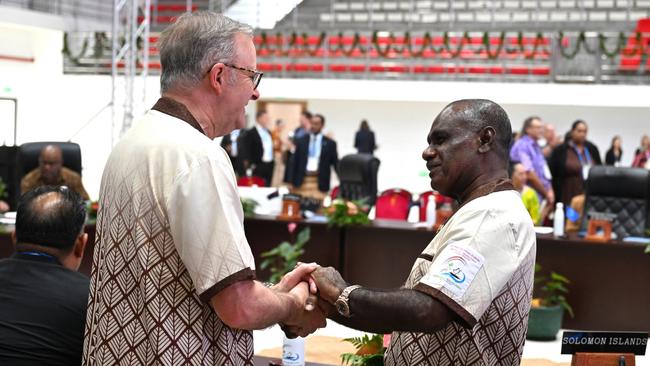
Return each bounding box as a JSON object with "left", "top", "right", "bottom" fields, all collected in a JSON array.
[
  {"left": 586, "top": 166, "right": 649, "bottom": 199},
  {"left": 17, "top": 142, "right": 82, "bottom": 176},
  {"left": 339, "top": 154, "right": 380, "bottom": 183}
]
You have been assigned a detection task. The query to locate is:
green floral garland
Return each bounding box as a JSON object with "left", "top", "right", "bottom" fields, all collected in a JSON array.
[
  {"left": 61, "top": 30, "right": 648, "bottom": 65},
  {"left": 62, "top": 33, "right": 89, "bottom": 65}
]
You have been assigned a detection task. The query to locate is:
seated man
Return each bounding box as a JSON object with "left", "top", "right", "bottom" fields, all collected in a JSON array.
[
  {"left": 20, "top": 144, "right": 90, "bottom": 200},
  {"left": 307, "top": 99, "right": 536, "bottom": 366},
  {"left": 0, "top": 186, "right": 90, "bottom": 365},
  {"left": 510, "top": 160, "right": 541, "bottom": 224}
]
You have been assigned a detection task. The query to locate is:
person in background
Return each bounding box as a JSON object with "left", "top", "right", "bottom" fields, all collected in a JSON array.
[
  {"left": 305, "top": 99, "right": 536, "bottom": 366},
  {"left": 634, "top": 134, "right": 649, "bottom": 157},
  {"left": 510, "top": 161, "right": 540, "bottom": 225},
  {"left": 271, "top": 119, "right": 289, "bottom": 187},
  {"left": 0, "top": 186, "right": 89, "bottom": 365},
  {"left": 286, "top": 113, "right": 339, "bottom": 201},
  {"left": 283, "top": 110, "right": 313, "bottom": 184},
  {"left": 239, "top": 109, "right": 275, "bottom": 186},
  {"left": 20, "top": 144, "right": 90, "bottom": 200},
  {"left": 540, "top": 122, "right": 561, "bottom": 158},
  {"left": 220, "top": 128, "right": 245, "bottom": 176},
  {"left": 510, "top": 116, "right": 554, "bottom": 208},
  {"left": 0, "top": 200, "right": 8, "bottom": 213},
  {"left": 548, "top": 120, "right": 602, "bottom": 207},
  {"left": 292, "top": 110, "right": 312, "bottom": 142},
  {"left": 632, "top": 140, "right": 650, "bottom": 169},
  {"left": 354, "top": 119, "right": 377, "bottom": 155},
  {"left": 605, "top": 135, "right": 623, "bottom": 166}
]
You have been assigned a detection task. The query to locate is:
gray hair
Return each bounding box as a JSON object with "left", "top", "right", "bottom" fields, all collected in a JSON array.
[{"left": 158, "top": 12, "right": 253, "bottom": 93}]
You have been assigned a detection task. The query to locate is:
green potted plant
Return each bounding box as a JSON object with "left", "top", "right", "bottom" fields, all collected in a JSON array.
[
  {"left": 259, "top": 224, "right": 310, "bottom": 283},
  {"left": 240, "top": 197, "right": 258, "bottom": 218},
  {"left": 341, "top": 334, "right": 386, "bottom": 366},
  {"left": 0, "top": 177, "right": 7, "bottom": 203},
  {"left": 526, "top": 264, "right": 574, "bottom": 341},
  {"left": 324, "top": 198, "right": 370, "bottom": 228}
]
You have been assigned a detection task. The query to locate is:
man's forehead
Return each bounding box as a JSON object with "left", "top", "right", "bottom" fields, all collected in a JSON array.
[{"left": 430, "top": 108, "right": 466, "bottom": 133}]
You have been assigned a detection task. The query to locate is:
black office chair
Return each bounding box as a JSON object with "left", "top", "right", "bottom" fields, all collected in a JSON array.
[
  {"left": 336, "top": 154, "right": 380, "bottom": 207},
  {"left": 583, "top": 165, "right": 650, "bottom": 238},
  {"left": 15, "top": 142, "right": 83, "bottom": 202}
]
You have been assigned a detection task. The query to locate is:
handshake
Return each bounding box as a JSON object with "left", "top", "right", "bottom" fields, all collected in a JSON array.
[{"left": 272, "top": 263, "right": 349, "bottom": 338}]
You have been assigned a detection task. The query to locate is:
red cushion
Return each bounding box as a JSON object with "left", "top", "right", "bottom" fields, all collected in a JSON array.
[
  {"left": 237, "top": 176, "right": 266, "bottom": 187},
  {"left": 375, "top": 194, "right": 411, "bottom": 221}
]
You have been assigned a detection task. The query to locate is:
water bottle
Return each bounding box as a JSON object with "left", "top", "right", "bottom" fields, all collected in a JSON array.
[
  {"left": 282, "top": 335, "right": 305, "bottom": 366},
  {"left": 426, "top": 195, "right": 437, "bottom": 227},
  {"left": 553, "top": 202, "right": 565, "bottom": 237}
]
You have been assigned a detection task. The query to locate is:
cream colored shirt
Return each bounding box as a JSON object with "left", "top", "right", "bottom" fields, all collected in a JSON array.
[
  {"left": 386, "top": 190, "right": 536, "bottom": 366},
  {"left": 83, "top": 103, "right": 256, "bottom": 365}
]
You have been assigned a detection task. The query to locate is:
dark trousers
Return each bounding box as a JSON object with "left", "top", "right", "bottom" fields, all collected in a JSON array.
[{"left": 254, "top": 161, "right": 275, "bottom": 187}]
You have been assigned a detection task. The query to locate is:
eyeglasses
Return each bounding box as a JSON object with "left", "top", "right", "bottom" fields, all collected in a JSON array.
[{"left": 223, "top": 63, "right": 263, "bottom": 90}]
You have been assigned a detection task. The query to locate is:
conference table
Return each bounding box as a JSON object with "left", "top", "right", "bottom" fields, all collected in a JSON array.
[{"left": 1, "top": 215, "right": 648, "bottom": 332}]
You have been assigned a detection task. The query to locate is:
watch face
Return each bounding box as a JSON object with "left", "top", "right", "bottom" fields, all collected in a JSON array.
[{"left": 335, "top": 299, "right": 349, "bottom": 317}]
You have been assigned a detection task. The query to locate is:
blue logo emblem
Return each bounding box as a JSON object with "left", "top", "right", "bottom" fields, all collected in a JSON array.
[{"left": 441, "top": 256, "right": 467, "bottom": 284}]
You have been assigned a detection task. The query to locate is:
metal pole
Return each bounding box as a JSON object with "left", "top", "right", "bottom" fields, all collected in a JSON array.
[
  {"left": 142, "top": 0, "right": 151, "bottom": 110},
  {"left": 111, "top": 0, "right": 120, "bottom": 147}
]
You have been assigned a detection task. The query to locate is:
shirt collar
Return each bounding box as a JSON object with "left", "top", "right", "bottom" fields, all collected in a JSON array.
[
  {"left": 13, "top": 251, "right": 62, "bottom": 266},
  {"left": 152, "top": 97, "right": 205, "bottom": 136}
]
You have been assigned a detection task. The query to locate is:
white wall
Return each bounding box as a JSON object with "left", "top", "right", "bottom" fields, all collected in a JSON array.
[
  {"left": 305, "top": 100, "right": 650, "bottom": 194},
  {"left": 2, "top": 24, "right": 649, "bottom": 199}
]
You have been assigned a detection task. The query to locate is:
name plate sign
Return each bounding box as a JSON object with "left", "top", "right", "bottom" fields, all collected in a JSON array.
[{"left": 561, "top": 331, "right": 648, "bottom": 355}]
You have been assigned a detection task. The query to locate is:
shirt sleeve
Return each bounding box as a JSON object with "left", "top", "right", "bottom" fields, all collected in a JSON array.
[
  {"left": 512, "top": 144, "right": 534, "bottom": 172},
  {"left": 166, "top": 150, "right": 256, "bottom": 303},
  {"left": 414, "top": 208, "right": 519, "bottom": 328}
]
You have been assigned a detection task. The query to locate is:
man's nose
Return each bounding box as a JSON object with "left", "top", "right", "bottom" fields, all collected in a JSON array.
[
  {"left": 422, "top": 147, "right": 435, "bottom": 160},
  {"left": 251, "top": 88, "right": 260, "bottom": 101}
]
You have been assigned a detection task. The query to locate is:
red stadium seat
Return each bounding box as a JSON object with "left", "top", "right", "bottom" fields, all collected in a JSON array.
[
  {"left": 257, "top": 63, "right": 282, "bottom": 72},
  {"left": 237, "top": 176, "right": 266, "bottom": 187},
  {"left": 375, "top": 189, "right": 412, "bottom": 221},
  {"left": 619, "top": 18, "right": 650, "bottom": 72}
]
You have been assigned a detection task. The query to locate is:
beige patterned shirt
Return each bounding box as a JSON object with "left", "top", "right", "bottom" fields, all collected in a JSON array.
[
  {"left": 385, "top": 190, "right": 536, "bottom": 366},
  {"left": 83, "top": 98, "right": 256, "bottom": 365}
]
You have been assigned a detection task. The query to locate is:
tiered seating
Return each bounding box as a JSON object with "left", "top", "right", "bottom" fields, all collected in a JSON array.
[
  {"left": 281, "top": 0, "right": 650, "bottom": 30},
  {"left": 254, "top": 32, "right": 552, "bottom": 77},
  {"left": 618, "top": 18, "right": 650, "bottom": 72}
]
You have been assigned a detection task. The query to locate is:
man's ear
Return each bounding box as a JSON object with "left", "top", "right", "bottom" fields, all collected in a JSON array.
[
  {"left": 73, "top": 233, "right": 88, "bottom": 259},
  {"left": 478, "top": 126, "right": 496, "bottom": 153},
  {"left": 208, "top": 63, "right": 226, "bottom": 96}
]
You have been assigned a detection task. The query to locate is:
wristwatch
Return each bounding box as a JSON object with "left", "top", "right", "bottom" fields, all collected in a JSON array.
[{"left": 335, "top": 285, "right": 361, "bottom": 318}]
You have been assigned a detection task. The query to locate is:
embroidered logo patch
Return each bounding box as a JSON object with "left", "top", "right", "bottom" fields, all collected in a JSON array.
[{"left": 421, "top": 242, "right": 485, "bottom": 299}]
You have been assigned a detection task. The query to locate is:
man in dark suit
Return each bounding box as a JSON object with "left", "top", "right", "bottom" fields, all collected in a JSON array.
[
  {"left": 220, "top": 129, "right": 245, "bottom": 177},
  {"left": 287, "top": 113, "right": 339, "bottom": 200},
  {"left": 239, "top": 110, "right": 275, "bottom": 186}
]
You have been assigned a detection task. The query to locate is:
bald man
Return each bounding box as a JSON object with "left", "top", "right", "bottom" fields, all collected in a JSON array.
[
  {"left": 20, "top": 145, "right": 89, "bottom": 200},
  {"left": 308, "top": 99, "right": 536, "bottom": 366}
]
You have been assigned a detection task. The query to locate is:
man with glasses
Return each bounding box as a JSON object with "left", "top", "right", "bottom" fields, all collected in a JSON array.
[{"left": 83, "top": 12, "right": 324, "bottom": 366}]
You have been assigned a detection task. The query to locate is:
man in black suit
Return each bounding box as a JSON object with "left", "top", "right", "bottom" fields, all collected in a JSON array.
[
  {"left": 220, "top": 129, "right": 245, "bottom": 177},
  {"left": 239, "top": 110, "right": 275, "bottom": 186},
  {"left": 287, "top": 113, "right": 339, "bottom": 200}
]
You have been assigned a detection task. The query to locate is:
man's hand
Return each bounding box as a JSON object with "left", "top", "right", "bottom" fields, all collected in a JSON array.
[
  {"left": 311, "top": 266, "right": 347, "bottom": 304},
  {"left": 545, "top": 188, "right": 555, "bottom": 206},
  {"left": 273, "top": 262, "right": 319, "bottom": 298},
  {"left": 281, "top": 281, "right": 327, "bottom": 338}
]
